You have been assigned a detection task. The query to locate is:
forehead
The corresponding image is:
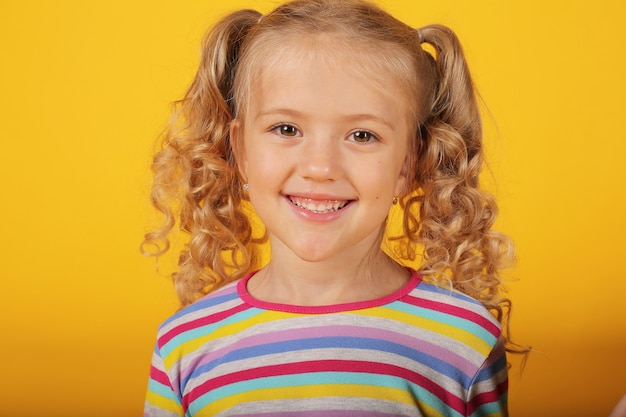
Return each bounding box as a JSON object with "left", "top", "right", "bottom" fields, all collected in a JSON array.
[{"left": 238, "top": 34, "right": 418, "bottom": 119}]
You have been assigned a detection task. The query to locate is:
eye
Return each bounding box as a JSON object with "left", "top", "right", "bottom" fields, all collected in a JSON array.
[
  {"left": 349, "top": 130, "right": 378, "bottom": 143},
  {"left": 271, "top": 124, "right": 301, "bottom": 137}
]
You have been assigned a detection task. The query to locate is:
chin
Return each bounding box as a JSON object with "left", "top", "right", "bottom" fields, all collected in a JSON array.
[{"left": 292, "top": 248, "right": 336, "bottom": 263}]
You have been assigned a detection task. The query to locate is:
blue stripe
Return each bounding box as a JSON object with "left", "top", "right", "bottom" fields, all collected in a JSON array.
[
  {"left": 473, "top": 350, "right": 507, "bottom": 384},
  {"left": 414, "top": 282, "right": 483, "bottom": 306},
  {"left": 183, "top": 336, "right": 473, "bottom": 389}
]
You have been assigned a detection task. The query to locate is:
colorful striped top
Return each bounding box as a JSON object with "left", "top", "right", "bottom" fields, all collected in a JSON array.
[{"left": 144, "top": 271, "right": 508, "bottom": 417}]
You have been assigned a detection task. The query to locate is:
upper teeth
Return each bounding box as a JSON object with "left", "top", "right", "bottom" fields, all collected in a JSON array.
[{"left": 291, "top": 198, "right": 348, "bottom": 213}]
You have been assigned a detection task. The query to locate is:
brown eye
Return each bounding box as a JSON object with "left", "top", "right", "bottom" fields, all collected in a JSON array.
[
  {"left": 276, "top": 124, "right": 299, "bottom": 137},
  {"left": 351, "top": 130, "right": 376, "bottom": 143}
]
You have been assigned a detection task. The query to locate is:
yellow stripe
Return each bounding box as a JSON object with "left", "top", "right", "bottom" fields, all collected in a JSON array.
[
  {"left": 200, "top": 384, "right": 445, "bottom": 416},
  {"left": 145, "top": 392, "right": 184, "bottom": 415},
  {"left": 350, "top": 307, "right": 492, "bottom": 355}
]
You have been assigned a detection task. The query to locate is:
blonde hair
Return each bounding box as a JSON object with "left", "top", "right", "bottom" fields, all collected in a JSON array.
[{"left": 143, "top": 0, "right": 527, "bottom": 356}]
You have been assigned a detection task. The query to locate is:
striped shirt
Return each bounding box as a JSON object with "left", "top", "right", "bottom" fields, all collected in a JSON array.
[{"left": 144, "top": 271, "right": 508, "bottom": 417}]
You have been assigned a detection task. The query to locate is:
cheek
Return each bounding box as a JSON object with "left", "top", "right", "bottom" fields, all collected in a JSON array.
[
  {"left": 243, "top": 140, "right": 263, "bottom": 173},
  {"left": 359, "top": 161, "right": 400, "bottom": 200},
  {"left": 245, "top": 147, "right": 286, "bottom": 189},
  {"left": 369, "top": 153, "right": 406, "bottom": 199},
  {"left": 249, "top": 152, "right": 276, "bottom": 176}
]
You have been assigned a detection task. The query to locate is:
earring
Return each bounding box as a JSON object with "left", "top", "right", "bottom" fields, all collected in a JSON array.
[
  {"left": 243, "top": 183, "right": 249, "bottom": 191},
  {"left": 392, "top": 197, "right": 398, "bottom": 205}
]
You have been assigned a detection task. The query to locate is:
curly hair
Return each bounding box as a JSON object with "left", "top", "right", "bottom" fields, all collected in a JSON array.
[
  {"left": 142, "top": 0, "right": 527, "bottom": 356},
  {"left": 141, "top": 9, "right": 265, "bottom": 307}
]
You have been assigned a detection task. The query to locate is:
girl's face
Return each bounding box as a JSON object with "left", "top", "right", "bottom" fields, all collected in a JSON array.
[{"left": 233, "top": 41, "right": 413, "bottom": 264}]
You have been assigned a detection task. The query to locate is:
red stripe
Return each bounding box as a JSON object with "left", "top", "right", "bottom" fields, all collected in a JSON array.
[
  {"left": 158, "top": 303, "right": 250, "bottom": 347},
  {"left": 466, "top": 378, "right": 508, "bottom": 415},
  {"left": 403, "top": 295, "right": 501, "bottom": 337},
  {"left": 183, "top": 360, "right": 465, "bottom": 413},
  {"left": 150, "top": 366, "right": 173, "bottom": 388}
]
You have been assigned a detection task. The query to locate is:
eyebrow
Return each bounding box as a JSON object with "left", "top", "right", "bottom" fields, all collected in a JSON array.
[
  {"left": 254, "top": 108, "right": 304, "bottom": 121},
  {"left": 255, "top": 108, "right": 395, "bottom": 130}
]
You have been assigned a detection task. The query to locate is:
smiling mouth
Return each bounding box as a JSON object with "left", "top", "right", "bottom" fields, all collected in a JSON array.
[{"left": 288, "top": 196, "right": 350, "bottom": 213}]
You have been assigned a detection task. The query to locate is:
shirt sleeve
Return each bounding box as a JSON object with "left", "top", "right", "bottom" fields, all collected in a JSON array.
[
  {"left": 144, "top": 343, "right": 184, "bottom": 417},
  {"left": 465, "top": 337, "right": 509, "bottom": 417}
]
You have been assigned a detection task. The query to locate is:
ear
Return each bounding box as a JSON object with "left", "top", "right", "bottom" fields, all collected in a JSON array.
[
  {"left": 394, "top": 172, "right": 408, "bottom": 199},
  {"left": 230, "top": 119, "right": 248, "bottom": 181},
  {"left": 393, "top": 155, "right": 412, "bottom": 198}
]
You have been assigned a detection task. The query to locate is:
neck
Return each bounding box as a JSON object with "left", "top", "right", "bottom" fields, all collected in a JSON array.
[{"left": 247, "top": 239, "right": 410, "bottom": 306}]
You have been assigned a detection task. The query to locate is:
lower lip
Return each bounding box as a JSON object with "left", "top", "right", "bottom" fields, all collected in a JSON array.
[{"left": 285, "top": 196, "right": 353, "bottom": 223}]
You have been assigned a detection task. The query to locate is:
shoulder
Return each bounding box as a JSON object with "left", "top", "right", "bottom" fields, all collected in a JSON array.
[
  {"left": 154, "top": 280, "right": 245, "bottom": 351},
  {"left": 396, "top": 278, "right": 502, "bottom": 358},
  {"left": 409, "top": 279, "right": 501, "bottom": 332}
]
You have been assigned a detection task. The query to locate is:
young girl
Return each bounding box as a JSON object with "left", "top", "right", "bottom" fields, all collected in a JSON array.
[{"left": 143, "top": 0, "right": 524, "bottom": 415}]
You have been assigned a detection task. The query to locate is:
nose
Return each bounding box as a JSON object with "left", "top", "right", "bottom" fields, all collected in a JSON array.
[{"left": 297, "top": 136, "right": 341, "bottom": 182}]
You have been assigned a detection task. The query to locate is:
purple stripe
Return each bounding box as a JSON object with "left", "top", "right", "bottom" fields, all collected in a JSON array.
[{"left": 179, "top": 323, "right": 477, "bottom": 382}]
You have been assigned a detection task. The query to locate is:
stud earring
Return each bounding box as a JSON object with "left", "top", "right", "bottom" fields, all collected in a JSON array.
[
  {"left": 392, "top": 197, "right": 398, "bottom": 205},
  {"left": 243, "top": 183, "right": 249, "bottom": 191}
]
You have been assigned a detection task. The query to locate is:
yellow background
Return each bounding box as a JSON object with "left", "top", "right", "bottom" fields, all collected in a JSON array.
[{"left": 1, "top": 0, "right": 624, "bottom": 416}]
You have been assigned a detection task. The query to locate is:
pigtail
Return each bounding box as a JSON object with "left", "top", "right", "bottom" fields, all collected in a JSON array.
[
  {"left": 419, "top": 25, "right": 482, "bottom": 154},
  {"left": 142, "top": 10, "right": 263, "bottom": 307},
  {"left": 404, "top": 25, "right": 527, "bottom": 355}
]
